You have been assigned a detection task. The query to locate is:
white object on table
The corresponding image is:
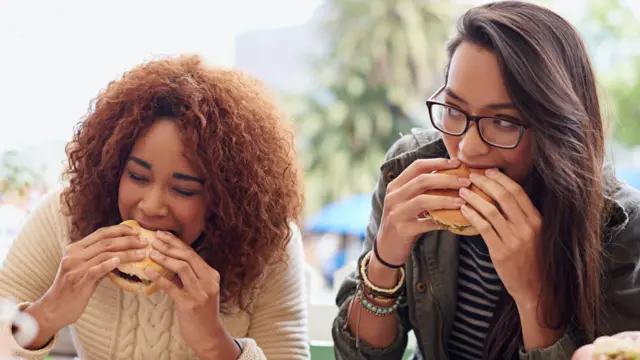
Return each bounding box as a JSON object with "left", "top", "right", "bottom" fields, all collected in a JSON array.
[{"left": 0, "top": 298, "right": 38, "bottom": 359}]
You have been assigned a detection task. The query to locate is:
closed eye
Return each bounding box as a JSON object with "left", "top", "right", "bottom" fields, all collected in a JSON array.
[
  {"left": 173, "top": 188, "right": 197, "bottom": 197},
  {"left": 128, "top": 172, "right": 148, "bottom": 183}
]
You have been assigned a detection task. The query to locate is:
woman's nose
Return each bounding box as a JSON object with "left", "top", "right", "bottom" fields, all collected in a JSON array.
[
  {"left": 458, "top": 123, "right": 491, "bottom": 158},
  {"left": 137, "top": 187, "right": 169, "bottom": 218}
]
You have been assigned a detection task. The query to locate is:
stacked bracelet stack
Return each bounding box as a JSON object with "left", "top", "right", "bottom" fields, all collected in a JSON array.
[
  {"left": 356, "top": 251, "right": 405, "bottom": 316},
  {"left": 358, "top": 251, "right": 405, "bottom": 296}
]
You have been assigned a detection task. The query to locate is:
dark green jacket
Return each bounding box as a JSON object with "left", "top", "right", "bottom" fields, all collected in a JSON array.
[{"left": 332, "top": 128, "right": 640, "bottom": 360}]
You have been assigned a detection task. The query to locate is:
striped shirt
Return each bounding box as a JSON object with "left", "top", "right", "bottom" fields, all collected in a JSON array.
[{"left": 447, "top": 235, "right": 503, "bottom": 359}]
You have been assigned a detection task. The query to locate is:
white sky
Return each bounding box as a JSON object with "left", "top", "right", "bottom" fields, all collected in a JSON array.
[
  {"left": 0, "top": 0, "right": 322, "bottom": 153},
  {"left": 0, "top": 0, "right": 637, "bottom": 154}
]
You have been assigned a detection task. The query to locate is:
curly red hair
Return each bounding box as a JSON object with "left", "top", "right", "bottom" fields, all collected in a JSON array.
[{"left": 62, "top": 55, "right": 303, "bottom": 312}]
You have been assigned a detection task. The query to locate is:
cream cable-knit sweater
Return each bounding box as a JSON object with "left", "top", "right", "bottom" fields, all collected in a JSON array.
[{"left": 0, "top": 190, "right": 309, "bottom": 360}]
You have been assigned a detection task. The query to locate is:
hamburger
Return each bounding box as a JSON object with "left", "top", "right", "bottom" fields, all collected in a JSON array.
[
  {"left": 421, "top": 163, "right": 498, "bottom": 236},
  {"left": 591, "top": 336, "right": 640, "bottom": 360},
  {"left": 107, "top": 220, "right": 174, "bottom": 295}
]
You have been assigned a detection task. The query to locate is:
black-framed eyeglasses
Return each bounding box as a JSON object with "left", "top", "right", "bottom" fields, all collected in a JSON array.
[{"left": 426, "top": 86, "right": 529, "bottom": 149}]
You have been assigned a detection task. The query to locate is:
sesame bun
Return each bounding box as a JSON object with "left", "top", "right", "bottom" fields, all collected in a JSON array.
[
  {"left": 423, "top": 163, "right": 497, "bottom": 236},
  {"left": 107, "top": 220, "right": 174, "bottom": 295}
]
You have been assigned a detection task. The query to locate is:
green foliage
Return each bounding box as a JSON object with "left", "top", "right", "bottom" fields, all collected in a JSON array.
[
  {"left": 289, "top": 0, "right": 458, "bottom": 214},
  {"left": 605, "top": 58, "right": 640, "bottom": 146},
  {"left": 575, "top": 0, "right": 640, "bottom": 146},
  {"left": 0, "top": 151, "right": 41, "bottom": 198}
]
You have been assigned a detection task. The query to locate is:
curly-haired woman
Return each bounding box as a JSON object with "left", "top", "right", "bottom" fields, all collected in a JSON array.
[{"left": 0, "top": 55, "right": 308, "bottom": 360}]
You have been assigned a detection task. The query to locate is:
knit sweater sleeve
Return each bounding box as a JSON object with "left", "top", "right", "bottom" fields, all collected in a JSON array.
[
  {"left": 241, "top": 223, "right": 310, "bottom": 360},
  {"left": 0, "top": 190, "right": 67, "bottom": 359}
]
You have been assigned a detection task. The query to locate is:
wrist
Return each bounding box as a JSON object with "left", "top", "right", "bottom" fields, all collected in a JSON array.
[
  {"left": 22, "top": 299, "right": 61, "bottom": 349},
  {"left": 367, "top": 254, "right": 401, "bottom": 289},
  {"left": 197, "top": 324, "right": 241, "bottom": 360},
  {"left": 514, "top": 297, "right": 537, "bottom": 313},
  {"left": 514, "top": 292, "right": 545, "bottom": 314},
  {"left": 516, "top": 296, "right": 563, "bottom": 351}
]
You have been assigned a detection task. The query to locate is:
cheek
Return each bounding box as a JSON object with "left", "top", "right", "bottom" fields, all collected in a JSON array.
[
  {"left": 117, "top": 176, "right": 139, "bottom": 217},
  {"left": 174, "top": 202, "right": 206, "bottom": 224},
  {"left": 442, "top": 135, "right": 461, "bottom": 158},
  {"left": 500, "top": 146, "right": 533, "bottom": 182},
  {"left": 173, "top": 199, "right": 207, "bottom": 239}
]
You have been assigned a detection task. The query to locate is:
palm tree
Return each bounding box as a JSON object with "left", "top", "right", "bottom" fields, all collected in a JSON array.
[
  {"left": 292, "top": 0, "right": 456, "bottom": 214},
  {"left": 324, "top": 0, "right": 451, "bottom": 107}
]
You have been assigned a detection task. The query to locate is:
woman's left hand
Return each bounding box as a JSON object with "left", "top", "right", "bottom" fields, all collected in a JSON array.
[
  {"left": 145, "top": 231, "right": 240, "bottom": 360},
  {"left": 459, "top": 168, "right": 543, "bottom": 305}
]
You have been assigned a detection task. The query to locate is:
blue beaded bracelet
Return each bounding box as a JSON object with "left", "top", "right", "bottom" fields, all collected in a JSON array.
[{"left": 356, "top": 287, "right": 400, "bottom": 316}]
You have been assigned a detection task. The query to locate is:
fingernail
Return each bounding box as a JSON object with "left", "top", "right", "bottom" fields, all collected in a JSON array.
[
  {"left": 469, "top": 173, "right": 481, "bottom": 181},
  {"left": 150, "top": 250, "right": 161, "bottom": 257},
  {"left": 136, "top": 250, "right": 146, "bottom": 257},
  {"left": 448, "top": 159, "right": 460, "bottom": 165},
  {"left": 145, "top": 268, "right": 158, "bottom": 277},
  {"left": 486, "top": 168, "right": 497, "bottom": 176},
  {"left": 138, "top": 237, "right": 149, "bottom": 245},
  {"left": 459, "top": 187, "right": 470, "bottom": 196},
  {"left": 454, "top": 197, "right": 466, "bottom": 205},
  {"left": 461, "top": 205, "right": 470, "bottom": 213},
  {"left": 458, "top": 177, "right": 471, "bottom": 186}
]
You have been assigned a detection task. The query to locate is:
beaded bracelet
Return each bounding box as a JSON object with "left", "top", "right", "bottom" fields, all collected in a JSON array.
[
  {"left": 356, "top": 287, "right": 400, "bottom": 316},
  {"left": 358, "top": 251, "right": 405, "bottom": 298},
  {"left": 362, "top": 286, "right": 396, "bottom": 307},
  {"left": 362, "top": 285, "right": 397, "bottom": 305}
]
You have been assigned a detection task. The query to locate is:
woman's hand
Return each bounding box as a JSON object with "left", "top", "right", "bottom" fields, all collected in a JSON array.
[
  {"left": 376, "top": 158, "right": 469, "bottom": 269},
  {"left": 145, "top": 231, "right": 240, "bottom": 360},
  {"left": 458, "top": 168, "right": 543, "bottom": 304},
  {"left": 459, "top": 169, "right": 561, "bottom": 350},
  {"left": 26, "top": 224, "right": 146, "bottom": 349}
]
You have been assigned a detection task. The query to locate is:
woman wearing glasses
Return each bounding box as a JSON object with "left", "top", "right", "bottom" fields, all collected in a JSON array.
[{"left": 332, "top": 1, "right": 640, "bottom": 360}]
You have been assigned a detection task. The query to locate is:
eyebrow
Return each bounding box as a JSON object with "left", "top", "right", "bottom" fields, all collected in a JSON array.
[
  {"left": 445, "top": 88, "right": 516, "bottom": 110},
  {"left": 127, "top": 156, "right": 204, "bottom": 185}
]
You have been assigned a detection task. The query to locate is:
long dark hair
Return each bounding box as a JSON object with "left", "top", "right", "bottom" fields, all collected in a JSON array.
[{"left": 445, "top": 2, "right": 608, "bottom": 358}]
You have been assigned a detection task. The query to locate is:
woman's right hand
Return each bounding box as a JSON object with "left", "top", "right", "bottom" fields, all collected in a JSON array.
[
  {"left": 24, "top": 224, "right": 147, "bottom": 348},
  {"left": 371, "top": 158, "right": 470, "bottom": 279}
]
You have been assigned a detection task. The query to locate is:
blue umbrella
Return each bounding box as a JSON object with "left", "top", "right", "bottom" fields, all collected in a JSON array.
[{"left": 306, "top": 193, "right": 372, "bottom": 238}]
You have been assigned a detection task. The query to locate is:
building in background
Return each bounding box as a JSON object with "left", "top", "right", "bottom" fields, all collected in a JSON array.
[{"left": 234, "top": 6, "right": 325, "bottom": 94}]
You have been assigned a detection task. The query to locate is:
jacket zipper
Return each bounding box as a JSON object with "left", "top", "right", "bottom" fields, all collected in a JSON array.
[{"left": 427, "top": 282, "right": 449, "bottom": 360}]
